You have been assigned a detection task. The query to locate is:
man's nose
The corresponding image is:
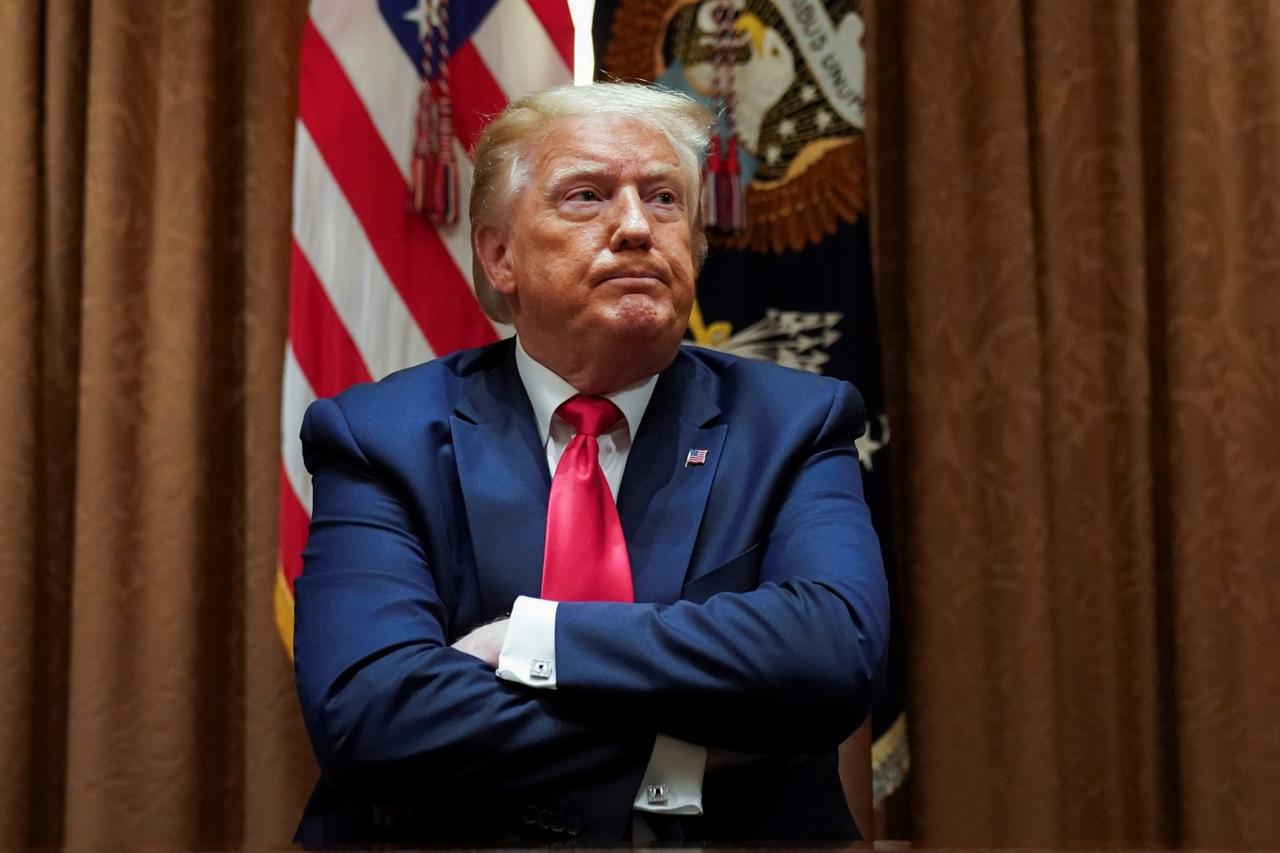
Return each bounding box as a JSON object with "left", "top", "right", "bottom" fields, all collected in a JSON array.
[{"left": 609, "top": 187, "right": 654, "bottom": 251}]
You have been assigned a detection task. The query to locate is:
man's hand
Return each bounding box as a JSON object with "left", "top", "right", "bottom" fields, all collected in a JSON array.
[{"left": 452, "top": 618, "right": 509, "bottom": 668}]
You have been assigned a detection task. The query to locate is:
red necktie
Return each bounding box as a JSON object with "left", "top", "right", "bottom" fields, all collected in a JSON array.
[{"left": 540, "top": 396, "right": 635, "bottom": 602}]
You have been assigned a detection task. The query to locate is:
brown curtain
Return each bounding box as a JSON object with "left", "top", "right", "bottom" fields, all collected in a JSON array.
[
  {"left": 0, "top": 1, "right": 314, "bottom": 847},
  {"left": 867, "top": 0, "right": 1280, "bottom": 846}
]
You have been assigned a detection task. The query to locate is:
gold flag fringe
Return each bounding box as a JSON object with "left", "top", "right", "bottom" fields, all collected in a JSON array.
[
  {"left": 871, "top": 713, "right": 910, "bottom": 805},
  {"left": 274, "top": 567, "right": 296, "bottom": 659}
]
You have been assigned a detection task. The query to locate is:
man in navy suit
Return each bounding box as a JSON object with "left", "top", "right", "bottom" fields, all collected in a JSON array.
[{"left": 292, "top": 82, "right": 889, "bottom": 846}]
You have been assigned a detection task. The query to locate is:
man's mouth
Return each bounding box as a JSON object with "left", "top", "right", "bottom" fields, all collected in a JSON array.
[{"left": 599, "top": 270, "right": 666, "bottom": 286}]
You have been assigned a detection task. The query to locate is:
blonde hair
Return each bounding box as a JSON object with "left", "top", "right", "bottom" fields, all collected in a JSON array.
[{"left": 468, "top": 82, "right": 715, "bottom": 323}]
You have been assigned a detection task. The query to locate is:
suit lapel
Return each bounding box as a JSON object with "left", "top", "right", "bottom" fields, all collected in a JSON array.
[
  {"left": 618, "top": 351, "right": 726, "bottom": 605},
  {"left": 451, "top": 346, "right": 550, "bottom": 617}
]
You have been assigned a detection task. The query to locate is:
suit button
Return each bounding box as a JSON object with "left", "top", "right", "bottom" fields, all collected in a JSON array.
[
  {"left": 521, "top": 805, "right": 538, "bottom": 825},
  {"left": 566, "top": 815, "right": 582, "bottom": 836},
  {"left": 537, "top": 809, "right": 552, "bottom": 829},
  {"left": 550, "top": 813, "right": 565, "bottom": 833}
]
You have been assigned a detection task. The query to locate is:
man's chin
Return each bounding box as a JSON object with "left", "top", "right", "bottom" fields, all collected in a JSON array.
[{"left": 598, "top": 303, "right": 687, "bottom": 346}]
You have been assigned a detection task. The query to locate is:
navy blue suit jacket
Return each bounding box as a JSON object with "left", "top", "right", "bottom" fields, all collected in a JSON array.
[{"left": 292, "top": 339, "right": 889, "bottom": 845}]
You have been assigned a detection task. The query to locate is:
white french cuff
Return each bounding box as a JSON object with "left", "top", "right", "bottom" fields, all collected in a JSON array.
[
  {"left": 632, "top": 735, "right": 706, "bottom": 815},
  {"left": 495, "top": 595, "right": 559, "bottom": 689}
]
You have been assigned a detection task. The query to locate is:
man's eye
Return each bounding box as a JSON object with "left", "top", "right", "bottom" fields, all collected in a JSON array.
[
  {"left": 569, "top": 189, "right": 599, "bottom": 202},
  {"left": 655, "top": 191, "right": 676, "bottom": 205}
]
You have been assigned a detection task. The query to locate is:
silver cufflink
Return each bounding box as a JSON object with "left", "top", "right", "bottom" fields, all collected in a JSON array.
[
  {"left": 646, "top": 784, "right": 669, "bottom": 806},
  {"left": 530, "top": 659, "right": 553, "bottom": 680}
]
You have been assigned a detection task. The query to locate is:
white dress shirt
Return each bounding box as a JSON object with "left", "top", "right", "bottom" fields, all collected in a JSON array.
[{"left": 494, "top": 338, "right": 706, "bottom": 817}]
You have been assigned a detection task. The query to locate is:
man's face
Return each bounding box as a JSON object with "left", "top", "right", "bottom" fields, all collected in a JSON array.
[{"left": 481, "top": 114, "right": 697, "bottom": 363}]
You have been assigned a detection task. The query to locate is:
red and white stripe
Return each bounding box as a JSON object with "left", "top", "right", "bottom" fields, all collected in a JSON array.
[{"left": 277, "top": 0, "right": 573, "bottom": 651}]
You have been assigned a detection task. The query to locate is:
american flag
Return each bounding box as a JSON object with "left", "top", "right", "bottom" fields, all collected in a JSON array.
[
  {"left": 685, "top": 448, "right": 708, "bottom": 467},
  {"left": 276, "top": 0, "right": 574, "bottom": 653}
]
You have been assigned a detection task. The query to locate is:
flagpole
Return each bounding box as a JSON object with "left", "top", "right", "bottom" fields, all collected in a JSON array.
[{"left": 567, "top": 0, "right": 595, "bottom": 83}]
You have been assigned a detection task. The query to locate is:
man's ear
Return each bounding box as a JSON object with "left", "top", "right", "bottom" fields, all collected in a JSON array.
[{"left": 474, "top": 225, "right": 516, "bottom": 296}]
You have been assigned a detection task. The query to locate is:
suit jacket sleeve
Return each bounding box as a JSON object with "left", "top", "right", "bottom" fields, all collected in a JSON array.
[
  {"left": 293, "top": 396, "right": 651, "bottom": 824},
  {"left": 552, "top": 380, "right": 890, "bottom": 755}
]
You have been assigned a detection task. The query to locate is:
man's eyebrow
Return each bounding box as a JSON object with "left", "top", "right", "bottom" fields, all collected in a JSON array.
[
  {"left": 543, "top": 163, "right": 611, "bottom": 190},
  {"left": 637, "top": 164, "right": 684, "bottom": 184},
  {"left": 542, "top": 162, "right": 684, "bottom": 192}
]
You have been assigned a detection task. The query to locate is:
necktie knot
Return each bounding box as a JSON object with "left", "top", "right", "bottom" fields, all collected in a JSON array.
[{"left": 556, "top": 395, "right": 623, "bottom": 438}]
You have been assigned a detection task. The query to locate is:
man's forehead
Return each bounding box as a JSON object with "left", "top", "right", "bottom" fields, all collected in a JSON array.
[{"left": 530, "top": 115, "right": 683, "bottom": 178}]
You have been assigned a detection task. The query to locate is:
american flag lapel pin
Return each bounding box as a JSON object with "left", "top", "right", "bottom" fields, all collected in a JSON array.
[{"left": 685, "top": 448, "right": 708, "bottom": 467}]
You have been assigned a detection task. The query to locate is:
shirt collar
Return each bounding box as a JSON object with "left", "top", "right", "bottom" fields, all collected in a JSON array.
[{"left": 514, "top": 336, "right": 658, "bottom": 444}]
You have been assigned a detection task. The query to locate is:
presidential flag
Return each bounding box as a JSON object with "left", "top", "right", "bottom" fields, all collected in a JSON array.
[
  {"left": 593, "top": 0, "right": 910, "bottom": 808},
  {"left": 277, "top": 0, "right": 574, "bottom": 653}
]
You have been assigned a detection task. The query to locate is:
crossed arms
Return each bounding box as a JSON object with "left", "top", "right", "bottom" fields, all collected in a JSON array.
[{"left": 292, "top": 378, "right": 889, "bottom": 832}]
